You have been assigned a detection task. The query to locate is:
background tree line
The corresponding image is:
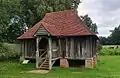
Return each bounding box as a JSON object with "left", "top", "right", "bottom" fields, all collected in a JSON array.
[
  {"left": 0, "top": 0, "right": 97, "bottom": 43},
  {"left": 99, "top": 25, "right": 120, "bottom": 45}
]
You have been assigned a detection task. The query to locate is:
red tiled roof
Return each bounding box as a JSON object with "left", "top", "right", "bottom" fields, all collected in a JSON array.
[
  {"left": 17, "top": 22, "right": 42, "bottom": 39},
  {"left": 18, "top": 10, "right": 96, "bottom": 39}
]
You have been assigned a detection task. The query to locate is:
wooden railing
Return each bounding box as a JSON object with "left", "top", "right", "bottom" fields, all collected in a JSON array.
[
  {"left": 38, "top": 50, "right": 48, "bottom": 67},
  {"left": 39, "top": 50, "right": 47, "bottom": 58}
]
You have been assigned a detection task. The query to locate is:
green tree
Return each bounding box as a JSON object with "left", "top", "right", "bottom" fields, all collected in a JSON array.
[
  {"left": 0, "top": 0, "right": 23, "bottom": 42},
  {"left": 108, "top": 25, "right": 120, "bottom": 45},
  {"left": 20, "top": 0, "right": 81, "bottom": 27},
  {"left": 0, "top": 0, "right": 81, "bottom": 42},
  {"left": 82, "top": 15, "right": 98, "bottom": 33},
  {"left": 99, "top": 36, "right": 108, "bottom": 45},
  {"left": 99, "top": 25, "right": 120, "bottom": 45}
]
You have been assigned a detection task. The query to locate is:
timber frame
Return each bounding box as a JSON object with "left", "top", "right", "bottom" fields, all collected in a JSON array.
[{"left": 18, "top": 10, "right": 98, "bottom": 70}]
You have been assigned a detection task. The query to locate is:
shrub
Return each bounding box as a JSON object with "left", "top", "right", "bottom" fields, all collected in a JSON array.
[
  {"left": 100, "top": 48, "right": 120, "bottom": 56},
  {"left": 0, "top": 42, "right": 20, "bottom": 61},
  {"left": 97, "top": 44, "right": 102, "bottom": 53}
]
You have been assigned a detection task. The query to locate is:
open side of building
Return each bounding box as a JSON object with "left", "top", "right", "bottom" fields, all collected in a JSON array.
[{"left": 17, "top": 10, "right": 98, "bottom": 70}]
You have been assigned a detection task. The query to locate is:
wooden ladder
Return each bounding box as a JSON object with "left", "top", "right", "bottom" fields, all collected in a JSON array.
[
  {"left": 38, "top": 58, "right": 56, "bottom": 70},
  {"left": 38, "top": 50, "right": 56, "bottom": 70}
]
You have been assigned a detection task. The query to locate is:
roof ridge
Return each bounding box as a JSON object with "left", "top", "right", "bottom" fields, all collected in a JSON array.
[
  {"left": 45, "top": 9, "right": 74, "bottom": 15},
  {"left": 18, "top": 10, "right": 97, "bottom": 39},
  {"left": 80, "top": 19, "right": 96, "bottom": 35}
]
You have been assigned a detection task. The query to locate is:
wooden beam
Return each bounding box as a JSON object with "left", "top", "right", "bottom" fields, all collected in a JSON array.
[
  {"left": 20, "top": 41, "right": 25, "bottom": 61},
  {"left": 90, "top": 37, "right": 93, "bottom": 57},
  {"left": 36, "top": 37, "right": 41, "bottom": 68},
  {"left": 58, "top": 39, "right": 62, "bottom": 57},
  {"left": 48, "top": 37, "right": 52, "bottom": 70},
  {"left": 23, "top": 41, "right": 25, "bottom": 57},
  {"left": 25, "top": 40, "right": 27, "bottom": 57},
  {"left": 66, "top": 38, "right": 68, "bottom": 58},
  {"left": 77, "top": 39, "right": 81, "bottom": 58},
  {"left": 70, "top": 38, "right": 74, "bottom": 58}
]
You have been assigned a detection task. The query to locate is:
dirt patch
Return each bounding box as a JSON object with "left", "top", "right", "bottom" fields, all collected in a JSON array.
[{"left": 26, "top": 70, "right": 49, "bottom": 74}]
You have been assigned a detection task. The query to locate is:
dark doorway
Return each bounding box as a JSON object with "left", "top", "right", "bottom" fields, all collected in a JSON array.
[
  {"left": 53, "top": 59, "right": 60, "bottom": 67},
  {"left": 68, "top": 59, "right": 85, "bottom": 68},
  {"left": 39, "top": 38, "right": 48, "bottom": 56}
]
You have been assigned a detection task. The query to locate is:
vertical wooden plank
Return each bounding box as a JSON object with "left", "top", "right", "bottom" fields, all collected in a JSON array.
[
  {"left": 81, "top": 39, "right": 84, "bottom": 58},
  {"left": 93, "top": 40, "right": 95, "bottom": 56},
  {"left": 63, "top": 39, "right": 66, "bottom": 58},
  {"left": 23, "top": 41, "right": 25, "bottom": 58},
  {"left": 27, "top": 40, "right": 29, "bottom": 57},
  {"left": 88, "top": 37, "right": 91, "bottom": 58},
  {"left": 89, "top": 37, "right": 91, "bottom": 57},
  {"left": 91, "top": 37, "right": 94, "bottom": 57},
  {"left": 58, "top": 38, "right": 62, "bottom": 57},
  {"left": 24, "top": 40, "right": 27, "bottom": 57},
  {"left": 77, "top": 39, "right": 81, "bottom": 58},
  {"left": 66, "top": 38, "right": 68, "bottom": 58},
  {"left": 21, "top": 41, "right": 23, "bottom": 57},
  {"left": 48, "top": 37, "right": 52, "bottom": 70},
  {"left": 36, "top": 37, "right": 40, "bottom": 68},
  {"left": 90, "top": 37, "right": 92, "bottom": 57},
  {"left": 84, "top": 37, "right": 87, "bottom": 58},
  {"left": 21, "top": 40, "right": 25, "bottom": 60},
  {"left": 87, "top": 37, "right": 91, "bottom": 58},
  {"left": 33, "top": 39, "right": 36, "bottom": 57},
  {"left": 29, "top": 40, "right": 33, "bottom": 57},
  {"left": 85, "top": 37, "right": 88, "bottom": 58},
  {"left": 70, "top": 38, "right": 74, "bottom": 58},
  {"left": 94, "top": 40, "right": 97, "bottom": 55},
  {"left": 68, "top": 39, "right": 70, "bottom": 57},
  {"left": 79, "top": 39, "right": 82, "bottom": 58},
  {"left": 74, "top": 38, "right": 78, "bottom": 58}
]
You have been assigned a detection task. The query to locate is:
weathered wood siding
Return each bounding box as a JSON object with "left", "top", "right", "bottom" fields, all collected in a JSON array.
[
  {"left": 52, "top": 39, "right": 59, "bottom": 58},
  {"left": 59, "top": 36, "right": 96, "bottom": 59},
  {"left": 35, "top": 27, "right": 49, "bottom": 36},
  {"left": 21, "top": 39, "right": 36, "bottom": 58},
  {"left": 20, "top": 36, "right": 97, "bottom": 60}
]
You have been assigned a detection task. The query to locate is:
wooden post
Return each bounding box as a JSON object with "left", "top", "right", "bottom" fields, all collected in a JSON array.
[
  {"left": 20, "top": 41, "right": 25, "bottom": 62},
  {"left": 66, "top": 38, "right": 68, "bottom": 58},
  {"left": 77, "top": 40, "right": 81, "bottom": 58},
  {"left": 85, "top": 38, "right": 89, "bottom": 58},
  {"left": 36, "top": 37, "right": 40, "bottom": 68},
  {"left": 70, "top": 38, "right": 74, "bottom": 58},
  {"left": 25, "top": 41, "right": 27, "bottom": 57},
  {"left": 90, "top": 37, "right": 93, "bottom": 57},
  {"left": 58, "top": 38, "right": 62, "bottom": 57},
  {"left": 48, "top": 36, "right": 52, "bottom": 70}
]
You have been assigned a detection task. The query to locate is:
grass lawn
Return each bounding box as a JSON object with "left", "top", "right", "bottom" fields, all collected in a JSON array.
[{"left": 0, "top": 56, "right": 120, "bottom": 78}]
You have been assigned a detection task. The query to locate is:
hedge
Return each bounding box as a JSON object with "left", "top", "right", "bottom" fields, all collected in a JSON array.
[
  {"left": 0, "top": 42, "right": 20, "bottom": 61},
  {"left": 100, "top": 48, "right": 120, "bottom": 56}
]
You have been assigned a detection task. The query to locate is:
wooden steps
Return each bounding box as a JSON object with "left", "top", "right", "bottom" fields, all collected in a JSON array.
[
  {"left": 39, "top": 59, "right": 49, "bottom": 70},
  {"left": 36, "top": 47, "right": 58, "bottom": 70},
  {"left": 38, "top": 58, "right": 56, "bottom": 70}
]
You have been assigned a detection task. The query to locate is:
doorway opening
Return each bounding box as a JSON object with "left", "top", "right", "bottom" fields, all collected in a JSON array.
[{"left": 68, "top": 59, "right": 85, "bottom": 68}]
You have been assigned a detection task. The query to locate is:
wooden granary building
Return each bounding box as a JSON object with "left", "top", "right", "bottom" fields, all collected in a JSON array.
[{"left": 17, "top": 10, "right": 98, "bottom": 70}]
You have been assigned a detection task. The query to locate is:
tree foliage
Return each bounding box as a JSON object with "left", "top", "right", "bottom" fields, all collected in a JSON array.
[
  {"left": 99, "top": 25, "right": 120, "bottom": 45},
  {"left": 20, "top": 0, "right": 81, "bottom": 27},
  {"left": 99, "top": 36, "right": 108, "bottom": 45},
  {"left": 0, "top": 0, "right": 81, "bottom": 42},
  {"left": 82, "top": 15, "right": 98, "bottom": 33},
  {"left": 108, "top": 25, "right": 120, "bottom": 45},
  {"left": 0, "top": 0, "right": 24, "bottom": 42}
]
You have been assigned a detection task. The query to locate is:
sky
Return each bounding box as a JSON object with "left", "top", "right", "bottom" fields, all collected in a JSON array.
[{"left": 77, "top": 0, "right": 120, "bottom": 37}]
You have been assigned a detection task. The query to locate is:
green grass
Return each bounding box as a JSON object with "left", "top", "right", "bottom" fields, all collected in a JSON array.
[{"left": 1, "top": 56, "right": 120, "bottom": 78}]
